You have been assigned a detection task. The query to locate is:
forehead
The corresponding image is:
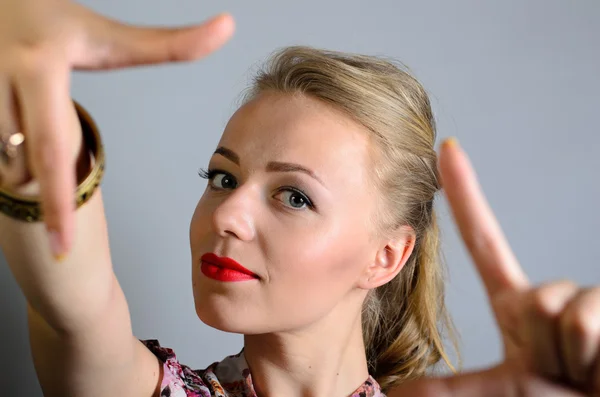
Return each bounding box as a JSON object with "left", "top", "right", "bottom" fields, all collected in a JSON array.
[{"left": 218, "top": 92, "right": 372, "bottom": 181}]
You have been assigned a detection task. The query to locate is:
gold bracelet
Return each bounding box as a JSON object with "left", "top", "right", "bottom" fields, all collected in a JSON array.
[{"left": 0, "top": 101, "right": 105, "bottom": 222}]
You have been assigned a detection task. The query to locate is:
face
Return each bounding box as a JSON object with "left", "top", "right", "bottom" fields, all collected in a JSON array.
[{"left": 189, "top": 91, "right": 386, "bottom": 334}]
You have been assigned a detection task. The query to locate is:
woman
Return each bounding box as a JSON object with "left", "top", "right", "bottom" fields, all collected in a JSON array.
[{"left": 0, "top": 1, "right": 598, "bottom": 396}]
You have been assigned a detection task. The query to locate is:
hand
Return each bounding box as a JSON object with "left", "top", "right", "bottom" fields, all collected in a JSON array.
[
  {"left": 0, "top": 0, "right": 234, "bottom": 258},
  {"left": 438, "top": 138, "right": 600, "bottom": 393},
  {"left": 387, "top": 138, "right": 600, "bottom": 396},
  {"left": 389, "top": 363, "right": 589, "bottom": 397}
]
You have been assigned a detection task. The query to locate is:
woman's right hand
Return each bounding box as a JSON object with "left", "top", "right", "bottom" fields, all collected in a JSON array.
[{"left": 0, "top": 0, "right": 234, "bottom": 259}]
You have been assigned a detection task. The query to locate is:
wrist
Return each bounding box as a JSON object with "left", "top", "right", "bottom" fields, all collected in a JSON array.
[{"left": 0, "top": 100, "right": 105, "bottom": 223}]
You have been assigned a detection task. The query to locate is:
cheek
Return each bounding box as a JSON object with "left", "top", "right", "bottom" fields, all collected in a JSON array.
[
  {"left": 189, "top": 202, "right": 201, "bottom": 245},
  {"left": 189, "top": 195, "right": 215, "bottom": 253},
  {"left": 247, "top": 222, "right": 372, "bottom": 331},
  {"left": 267, "top": 220, "right": 371, "bottom": 300},
  {"left": 189, "top": 200, "right": 205, "bottom": 236}
]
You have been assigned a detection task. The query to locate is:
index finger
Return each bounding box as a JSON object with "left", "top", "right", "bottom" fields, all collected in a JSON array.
[
  {"left": 438, "top": 138, "right": 529, "bottom": 297},
  {"left": 16, "top": 64, "right": 76, "bottom": 260}
]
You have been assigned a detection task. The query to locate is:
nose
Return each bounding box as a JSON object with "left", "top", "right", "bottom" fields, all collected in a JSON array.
[{"left": 211, "top": 185, "right": 257, "bottom": 242}]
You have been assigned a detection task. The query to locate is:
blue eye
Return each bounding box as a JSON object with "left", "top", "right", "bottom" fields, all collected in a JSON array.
[{"left": 199, "top": 169, "right": 315, "bottom": 210}]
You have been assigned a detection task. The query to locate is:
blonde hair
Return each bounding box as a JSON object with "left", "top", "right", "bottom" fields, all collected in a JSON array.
[{"left": 243, "top": 46, "right": 460, "bottom": 392}]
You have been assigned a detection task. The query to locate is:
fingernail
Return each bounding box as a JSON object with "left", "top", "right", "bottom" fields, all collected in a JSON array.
[
  {"left": 47, "top": 229, "right": 66, "bottom": 262},
  {"left": 442, "top": 137, "right": 459, "bottom": 149}
]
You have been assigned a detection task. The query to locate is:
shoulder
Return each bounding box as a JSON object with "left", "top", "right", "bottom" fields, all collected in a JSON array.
[
  {"left": 140, "top": 339, "right": 252, "bottom": 397},
  {"left": 351, "top": 376, "right": 387, "bottom": 397},
  {"left": 142, "top": 339, "right": 210, "bottom": 397}
]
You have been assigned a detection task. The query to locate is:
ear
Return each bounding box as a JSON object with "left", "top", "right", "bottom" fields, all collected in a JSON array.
[{"left": 358, "top": 225, "right": 416, "bottom": 289}]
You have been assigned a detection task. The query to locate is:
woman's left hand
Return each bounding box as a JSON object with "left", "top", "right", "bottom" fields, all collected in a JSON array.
[{"left": 435, "top": 138, "right": 599, "bottom": 392}]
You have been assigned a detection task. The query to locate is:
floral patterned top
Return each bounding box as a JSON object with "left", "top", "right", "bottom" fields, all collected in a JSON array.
[{"left": 142, "top": 339, "right": 386, "bottom": 397}]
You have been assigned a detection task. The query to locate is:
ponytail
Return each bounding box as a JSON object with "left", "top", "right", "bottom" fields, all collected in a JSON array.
[{"left": 362, "top": 209, "right": 460, "bottom": 392}]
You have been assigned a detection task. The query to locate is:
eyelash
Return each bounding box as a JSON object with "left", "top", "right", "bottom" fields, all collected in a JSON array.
[{"left": 198, "top": 168, "right": 316, "bottom": 210}]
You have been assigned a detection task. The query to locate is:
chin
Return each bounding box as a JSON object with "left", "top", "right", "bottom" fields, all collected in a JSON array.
[
  {"left": 195, "top": 302, "right": 244, "bottom": 333},
  {"left": 192, "top": 268, "right": 271, "bottom": 334},
  {"left": 193, "top": 290, "right": 265, "bottom": 334}
]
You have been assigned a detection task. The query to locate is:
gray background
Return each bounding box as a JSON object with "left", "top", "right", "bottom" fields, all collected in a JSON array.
[{"left": 1, "top": 0, "right": 599, "bottom": 394}]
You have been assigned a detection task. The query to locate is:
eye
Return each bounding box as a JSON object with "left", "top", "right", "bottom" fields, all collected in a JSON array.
[
  {"left": 274, "top": 188, "right": 314, "bottom": 210},
  {"left": 199, "top": 169, "right": 315, "bottom": 209},
  {"left": 198, "top": 168, "right": 238, "bottom": 190}
]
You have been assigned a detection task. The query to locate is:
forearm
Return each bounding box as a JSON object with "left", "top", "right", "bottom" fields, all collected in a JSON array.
[{"left": 0, "top": 138, "right": 117, "bottom": 335}]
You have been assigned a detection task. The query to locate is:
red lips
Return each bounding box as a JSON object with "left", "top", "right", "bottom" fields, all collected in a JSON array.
[{"left": 200, "top": 253, "right": 258, "bottom": 282}]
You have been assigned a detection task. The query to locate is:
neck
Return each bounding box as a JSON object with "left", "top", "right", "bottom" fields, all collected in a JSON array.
[{"left": 243, "top": 293, "right": 370, "bottom": 397}]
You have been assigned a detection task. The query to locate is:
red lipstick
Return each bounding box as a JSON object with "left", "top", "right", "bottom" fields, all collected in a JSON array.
[{"left": 200, "top": 253, "right": 258, "bottom": 282}]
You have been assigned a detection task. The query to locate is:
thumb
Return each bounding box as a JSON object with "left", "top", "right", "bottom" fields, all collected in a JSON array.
[
  {"left": 73, "top": 11, "right": 235, "bottom": 70},
  {"left": 386, "top": 365, "right": 584, "bottom": 397}
]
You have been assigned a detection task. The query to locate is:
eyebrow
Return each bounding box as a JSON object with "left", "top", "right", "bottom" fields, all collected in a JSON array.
[{"left": 213, "top": 146, "right": 324, "bottom": 185}]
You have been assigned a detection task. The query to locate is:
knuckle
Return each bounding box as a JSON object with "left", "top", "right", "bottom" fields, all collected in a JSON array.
[
  {"left": 554, "top": 279, "right": 578, "bottom": 290},
  {"left": 562, "top": 299, "right": 600, "bottom": 339},
  {"left": 162, "top": 40, "right": 187, "bottom": 64},
  {"left": 530, "top": 284, "right": 567, "bottom": 317},
  {"left": 564, "top": 313, "right": 592, "bottom": 340},
  {"left": 18, "top": 50, "right": 49, "bottom": 75},
  {"left": 15, "top": 47, "right": 62, "bottom": 78}
]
